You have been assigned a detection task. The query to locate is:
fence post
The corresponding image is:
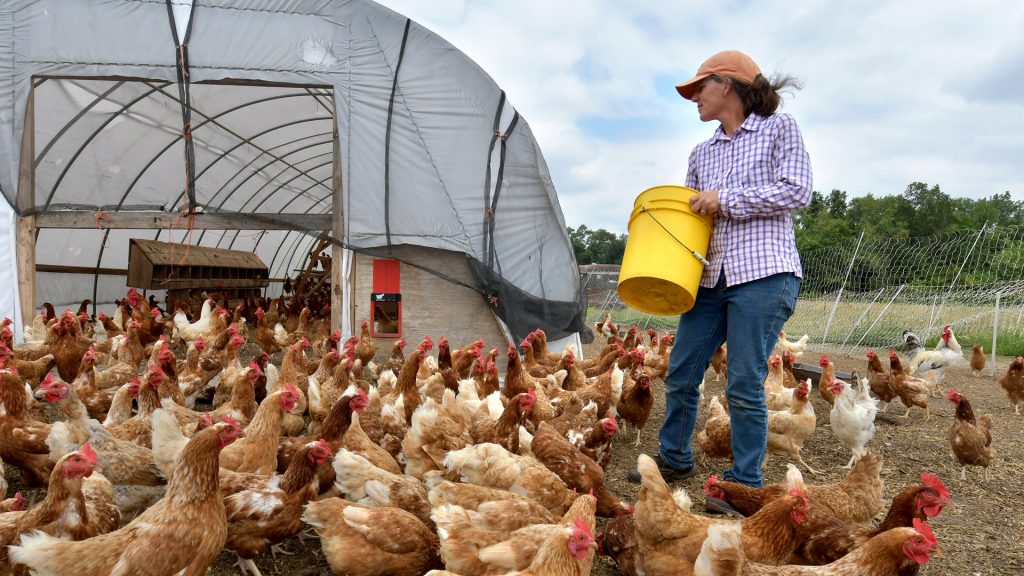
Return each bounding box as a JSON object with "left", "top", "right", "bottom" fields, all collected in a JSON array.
[
  {"left": 823, "top": 230, "right": 864, "bottom": 344},
  {"left": 991, "top": 291, "right": 1000, "bottom": 378}
]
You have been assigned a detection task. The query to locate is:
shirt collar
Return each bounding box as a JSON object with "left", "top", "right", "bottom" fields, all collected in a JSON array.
[{"left": 712, "top": 113, "right": 767, "bottom": 141}]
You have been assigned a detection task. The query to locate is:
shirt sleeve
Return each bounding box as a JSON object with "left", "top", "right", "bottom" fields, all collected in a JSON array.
[
  {"left": 719, "top": 114, "right": 813, "bottom": 220},
  {"left": 685, "top": 146, "right": 700, "bottom": 189}
]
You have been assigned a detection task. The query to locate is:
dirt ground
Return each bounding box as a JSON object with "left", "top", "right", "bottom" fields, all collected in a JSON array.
[{"left": 5, "top": 342, "right": 1022, "bottom": 575}]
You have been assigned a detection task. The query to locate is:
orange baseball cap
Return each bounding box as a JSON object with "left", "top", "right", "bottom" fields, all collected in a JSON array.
[{"left": 675, "top": 50, "right": 762, "bottom": 100}]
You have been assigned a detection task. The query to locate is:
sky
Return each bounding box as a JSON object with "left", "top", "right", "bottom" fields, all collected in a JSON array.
[{"left": 377, "top": 0, "right": 1024, "bottom": 234}]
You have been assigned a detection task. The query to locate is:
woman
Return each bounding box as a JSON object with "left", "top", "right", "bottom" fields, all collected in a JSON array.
[{"left": 628, "top": 50, "right": 811, "bottom": 489}]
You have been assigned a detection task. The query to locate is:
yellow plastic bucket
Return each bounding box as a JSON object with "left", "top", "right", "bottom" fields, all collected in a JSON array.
[{"left": 617, "top": 185, "right": 713, "bottom": 315}]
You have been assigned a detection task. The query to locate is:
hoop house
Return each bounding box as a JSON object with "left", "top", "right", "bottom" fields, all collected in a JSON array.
[{"left": 0, "top": 0, "right": 589, "bottom": 348}]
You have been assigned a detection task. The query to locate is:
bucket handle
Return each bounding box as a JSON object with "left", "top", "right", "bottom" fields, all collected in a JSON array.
[{"left": 638, "top": 205, "right": 711, "bottom": 267}]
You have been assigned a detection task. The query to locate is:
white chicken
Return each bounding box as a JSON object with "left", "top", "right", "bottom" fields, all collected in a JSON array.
[
  {"left": 906, "top": 325, "right": 962, "bottom": 393},
  {"left": 171, "top": 297, "right": 216, "bottom": 342},
  {"left": 776, "top": 331, "right": 809, "bottom": 359},
  {"left": 827, "top": 375, "right": 879, "bottom": 469}
]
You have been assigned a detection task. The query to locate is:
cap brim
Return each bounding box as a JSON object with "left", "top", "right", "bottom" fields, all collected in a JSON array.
[{"left": 675, "top": 73, "right": 711, "bottom": 100}]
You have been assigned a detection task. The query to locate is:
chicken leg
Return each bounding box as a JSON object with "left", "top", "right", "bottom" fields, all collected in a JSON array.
[
  {"left": 634, "top": 428, "right": 642, "bottom": 448},
  {"left": 793, "top": 452, "right": 821, "bottom": 475},
  {"left": 233, "top": 554, "right": 263, "bottom": 576}
]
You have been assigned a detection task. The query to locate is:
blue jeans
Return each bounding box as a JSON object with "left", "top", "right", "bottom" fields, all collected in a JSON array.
[{"left": 657, "top": 271, "right": 800, "bottom": 487}]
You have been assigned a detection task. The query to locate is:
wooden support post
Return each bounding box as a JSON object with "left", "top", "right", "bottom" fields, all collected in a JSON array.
[
  {"left": 16, "top": 85, "right": 36, "bottom": 328},
  {"left": 16, "top": 215, "right": 35, "bottom": 326},
  {"left": 330, "top": 121, "right": 344, "bottom": 335}
]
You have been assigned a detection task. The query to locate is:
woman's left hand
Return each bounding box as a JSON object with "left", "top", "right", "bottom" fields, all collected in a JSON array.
[{"left": 690, "top": 189, "right": 721, "bottom": 218}]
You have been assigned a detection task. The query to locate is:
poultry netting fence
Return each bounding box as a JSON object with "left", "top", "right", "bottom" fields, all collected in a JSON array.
[{"left": 583, "top": 224, "right": 1024, "bottom": 372}]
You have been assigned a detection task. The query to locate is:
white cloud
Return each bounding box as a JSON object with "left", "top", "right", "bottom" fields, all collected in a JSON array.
[{"left": 380, "top": 0, "right": 1024, "bottom": 233}]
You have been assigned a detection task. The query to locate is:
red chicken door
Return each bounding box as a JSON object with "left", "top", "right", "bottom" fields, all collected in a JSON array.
[{"left": 371, "top": 259, "right": 401, "bottom": 337}]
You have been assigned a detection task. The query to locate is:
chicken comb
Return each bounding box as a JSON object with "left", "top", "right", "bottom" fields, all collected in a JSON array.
[
  {"left": 194, "top": 337, "right": 206, "bottom": 350},
  {"left": 79, "top": 442, "right": 97, "bottom": 464},
  {"left": 920, "top": 473, "right": 950, "bottom": 500},
  {"left": 39, "top": 373, "right": 56, "bottom": 387},
  {"left": 945, "top": 388, "right": 961, "bottom": 403},
  {"left": 603, "top": 417, "right": 619, "bottom": 433},
  {"left": 300, "top": 336, "right": 310, "bottom": 349},
  {"left": 221, "top": 414, "right": 239, "bottom": 429},
  {"left": 913, "top": 518, "right": 938, "bottom": 545},
  {"left": 147, "top": 365, "right": 166, "bottom": 384},
  {"left": 10, "top": 492, "right": 25, "bottom": 511},
  {"left": 572, "top": 518, "right": 595, "bottom": 540},
  {"left": 438, "top": 336, "right": 448, "bottom": 347},
  {"left": 283, "top": 382, "right": 300, "bottom": 397},
  {"left": 331, "top": 330, "right": 341, "bottom": 341},
  {"left": 524, "top": 388, "right": 537, "bottom": 403},
  {"left": 247, "top": 360, "right": 263, "bottom": 376}
]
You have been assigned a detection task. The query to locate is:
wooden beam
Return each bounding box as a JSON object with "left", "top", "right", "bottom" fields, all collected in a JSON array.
[
  {"left": 36, "top": 264, "right": 127, "bottom": 276},
  {"left": 16, "top": 86, "right": 36, "bottom": 325},
  {"left": 16, "top": 216, "right": 35, "bottom": 325},
  {"left": 34, "top": 211, "right": 331, "bottom": 231},
  {"left": 331, "top": 125, "right": 344, "bottom": 335}
]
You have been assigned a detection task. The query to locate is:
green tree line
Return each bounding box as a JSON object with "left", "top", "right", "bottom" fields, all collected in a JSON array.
[{"left": 569, "top": 183, "right": 1023, "bottom": 265}]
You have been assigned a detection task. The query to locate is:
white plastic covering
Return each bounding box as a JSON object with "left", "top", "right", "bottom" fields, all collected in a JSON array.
[{"left": 0, "top": 0, "right": 588, "bottom": 341}]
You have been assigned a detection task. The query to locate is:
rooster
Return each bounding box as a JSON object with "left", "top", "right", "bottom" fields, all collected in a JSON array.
[
  {"left": 10, "top": 420, "right": 242, "bottom": 576},
  {"left": 946, "top": 388, "right": 995, "bottom": 480},
  {"left": 905, "top": 325, "right": 961, "bottom": 392}
]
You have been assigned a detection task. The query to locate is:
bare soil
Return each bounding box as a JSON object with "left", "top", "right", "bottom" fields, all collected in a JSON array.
[{"left": 5, "top": 344, "right": 1022, "bottom": 575}]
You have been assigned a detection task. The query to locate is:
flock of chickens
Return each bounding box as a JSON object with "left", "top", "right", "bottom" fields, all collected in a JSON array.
[{"left": 0, "top": 291, "right": 1020, "bottom": 576}]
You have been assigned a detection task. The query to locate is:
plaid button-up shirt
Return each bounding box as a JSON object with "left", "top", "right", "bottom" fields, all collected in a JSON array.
[{"left": 685, "top": 112, "right": 813, "bottom": 288}]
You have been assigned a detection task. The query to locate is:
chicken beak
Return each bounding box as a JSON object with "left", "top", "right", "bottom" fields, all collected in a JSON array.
[{"left": 932, "top": 547, "right": 944, "bottom": 559}]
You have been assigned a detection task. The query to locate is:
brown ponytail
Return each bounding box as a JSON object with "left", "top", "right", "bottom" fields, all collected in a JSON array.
[{"left": 726, "top": 73, "right": 803, "bottom": 117}]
